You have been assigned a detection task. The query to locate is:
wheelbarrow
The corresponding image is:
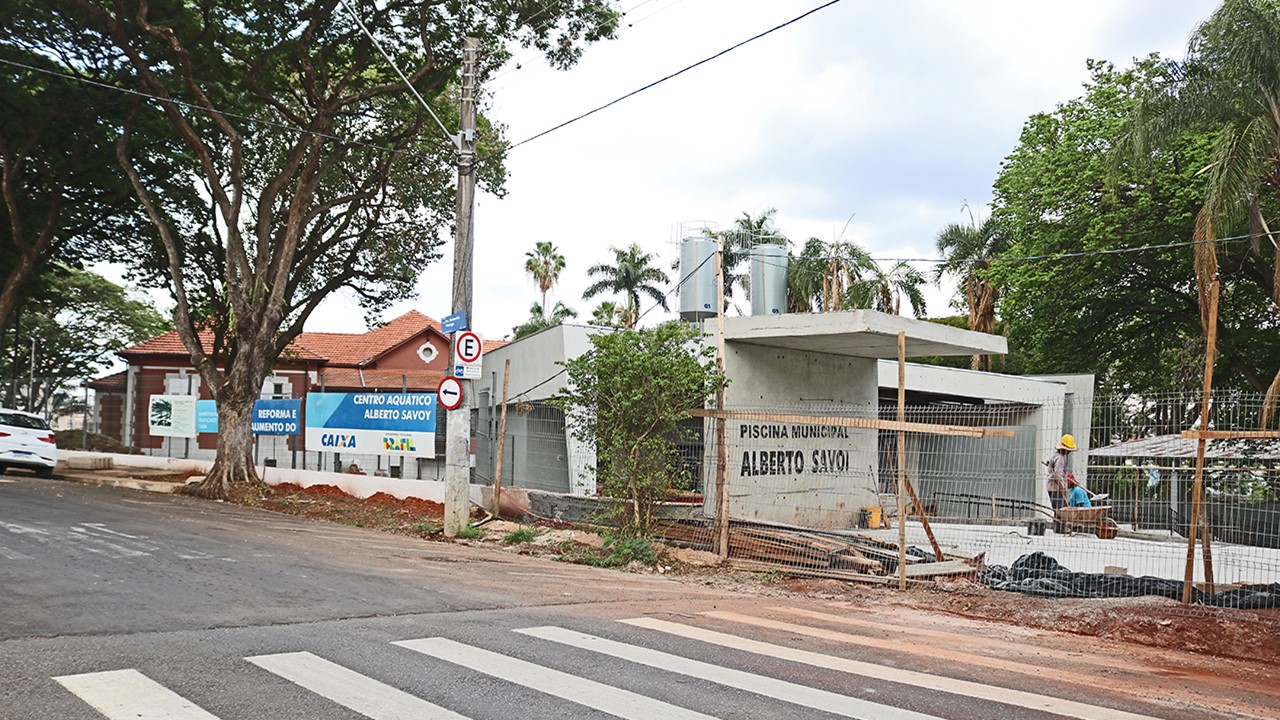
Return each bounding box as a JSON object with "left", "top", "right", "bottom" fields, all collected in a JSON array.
[{"left": 1055, "top": 506, "right": 1119, "bottom": 539}]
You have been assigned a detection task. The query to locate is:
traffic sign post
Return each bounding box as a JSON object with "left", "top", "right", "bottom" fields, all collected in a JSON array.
[
  {"left": 454, "top": 331, "right": 483, "bottom": 379},
  {"left": 437, "top": 376, "right": 463, "bottom": 411}
]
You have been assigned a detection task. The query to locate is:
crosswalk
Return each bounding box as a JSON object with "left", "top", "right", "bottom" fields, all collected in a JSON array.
[{"left": 51, "top": 610, "right": 1179, "bottom": 720}]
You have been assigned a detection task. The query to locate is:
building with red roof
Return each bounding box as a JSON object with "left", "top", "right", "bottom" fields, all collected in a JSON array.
[{"left": 90, "top": 310, "right": 504, "bottom": 466}]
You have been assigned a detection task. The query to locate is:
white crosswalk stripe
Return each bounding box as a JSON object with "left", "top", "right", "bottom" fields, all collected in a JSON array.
[
  {"left": 53, "top": 669, "right": 221, "bottom": 720},
  {"left": 623, "top": 616, "right": 1166, "bottom": 720},
  {"left": 246, "top": 651, "right": 470, "bottom": 720},
  {"left": 394, "top": 637, "right": 720, "bottom": 720},
  {"left": 50, "top": 611, "right": 1184, "bottom": 720},
  {"left": 518, "top": 625, "right": 943, "bottom": 720}
]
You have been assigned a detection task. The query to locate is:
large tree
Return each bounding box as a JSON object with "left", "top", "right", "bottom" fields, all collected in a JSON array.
[
  {"left": 992, "top": 57, "right": 1278, "bottom": 395},
  {"left": 33, "top": 0, "right": 619, "bottom": 497},
  {"left": 0, "top": 4, "right": 179, "bottom": 332},
  {"left": 935, "top": 211, "right": 1011, "bottom": 370},
  {"left": 582, "top": 243, "right": 669, "bottom": 329},
  {"left": 1122, "top": 0, "right": 1280, "bottom": 417}
]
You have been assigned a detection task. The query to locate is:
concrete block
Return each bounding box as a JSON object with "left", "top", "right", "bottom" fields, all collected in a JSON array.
[{"left": 66, "top": 455, "right": 114, "bottom": 470}]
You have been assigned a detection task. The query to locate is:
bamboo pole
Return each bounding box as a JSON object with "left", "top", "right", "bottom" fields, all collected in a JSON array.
[
  {"left": 897, "top": 331, "right": 908, "bottom": 591},
  {"left": 492, "top": 359, "right": 510, "bottom": 516},
  {"left": 1183, "top": 279, "right": 1219, "bottom": 604},
  {"left": 714, "top": 233, "right": 730, "bottom": 559}
]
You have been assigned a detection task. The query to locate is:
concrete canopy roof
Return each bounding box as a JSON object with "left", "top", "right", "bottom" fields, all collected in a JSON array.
[{"left": 722, "top": 310, "right": 1008, "bottom": 358}]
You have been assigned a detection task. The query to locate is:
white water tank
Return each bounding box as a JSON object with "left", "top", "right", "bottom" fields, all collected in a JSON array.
[
  {"left": 678, "top": 236, "right": 717, "bottom": 321},
  {"left": 750, "top": 243, "right": 788, "bottom": 316}
]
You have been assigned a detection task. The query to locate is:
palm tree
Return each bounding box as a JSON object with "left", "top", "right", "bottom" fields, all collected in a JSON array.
[
  {"left": 855, "top": 260, "right": 927, "bottom": 317},
  {"left": 786, "top": 237, "right": 827, "bottom": 312},
  {"left": 582, "top": 244, "right": 670, "bottom": 329},
  {"left": 524, "top": 241, "right": 566, "bottom": 314},
  {"left": 1122, "top": 0, "right": 1280, "bottom": 418},
  {"left": 935, "top": 211, "right": 1011, "bottom": 370},
  {"left": 512, "top": 301, "right": 577, "bottom": 340},
  {"left": 722, "top": 209, "right": 786, "bottom": 307},
  {"left": 590, "top": 300, "right": 624, "bottom": 327}
]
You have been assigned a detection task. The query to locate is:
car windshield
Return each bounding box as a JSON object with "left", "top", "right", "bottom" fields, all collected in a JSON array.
[{"left": 0, "top": 412, "right": 50, "bottom": 430}]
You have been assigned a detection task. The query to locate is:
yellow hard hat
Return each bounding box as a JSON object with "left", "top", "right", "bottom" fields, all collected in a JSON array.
[{"left": 1057, "top": 434, "right": 1077, "bottom": 451}]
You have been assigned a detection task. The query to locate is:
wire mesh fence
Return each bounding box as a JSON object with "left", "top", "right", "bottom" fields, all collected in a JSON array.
[
  {"left": 115, "top": 381, "right": 1280, "bottom": 608},
  {"left": 670, "top": 392, "right": 1278, "bottom": 608}
]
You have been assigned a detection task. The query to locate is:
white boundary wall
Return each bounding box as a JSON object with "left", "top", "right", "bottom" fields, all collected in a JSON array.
[{"left": 62, "top": 450, "right": 485, "bottom": 505}]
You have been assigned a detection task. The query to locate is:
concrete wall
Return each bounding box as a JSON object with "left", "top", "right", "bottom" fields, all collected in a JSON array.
[
  {"left": 706, "top": 343, "right": 881, "bottom": 529},
  {"left": 63, "top": 450, "right": 485, "bottom": 506}
]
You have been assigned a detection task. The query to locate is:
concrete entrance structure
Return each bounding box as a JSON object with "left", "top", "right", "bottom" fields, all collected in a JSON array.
[
  {"left": 710, "top": 311, "right": 1008, "bottom": 529},
  {"left": 478, "top": 316, "right": 1090, "bottom": 527}
]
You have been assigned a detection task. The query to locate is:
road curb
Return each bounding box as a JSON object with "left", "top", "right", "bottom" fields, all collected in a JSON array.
[{"left": 56, "top": 472, "right": 183, "bottom": 494}]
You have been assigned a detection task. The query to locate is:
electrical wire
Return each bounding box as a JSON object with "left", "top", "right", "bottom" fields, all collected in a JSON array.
[
  {"left": 336, "top": 0, "right": 460, "bottom": 149},
  {"left": 487, "top": 0, "right": 691, "bottom": 93},
  {"left": 511, "top": 246, "right": 716, "bottom": 400},
  {"left": 507, "top": 231, "right": 1265, "bottom": 401},
  {"left": 505, "top": 0, "right": 846, "bottom": 150},
  {"left": 0, "top": 56, "right": 447, "bottom": 162}
]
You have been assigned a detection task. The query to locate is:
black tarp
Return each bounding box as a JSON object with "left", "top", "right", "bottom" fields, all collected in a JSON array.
[{"left": 978, "top": 552, "right": 1280, "bottom": 609}]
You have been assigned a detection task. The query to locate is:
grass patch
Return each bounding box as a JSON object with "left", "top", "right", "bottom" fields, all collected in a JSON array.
[
  {"left": 503, "top": 526, "right": 540, "bottom": 544},
  {"left": 557, "top": 532, "right": 661, "bottom": 568},
  {"left": 455, "top": 525, "right": 483, "bottom": 539}
]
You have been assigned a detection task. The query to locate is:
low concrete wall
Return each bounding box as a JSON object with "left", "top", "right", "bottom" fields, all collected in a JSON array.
[{"left": 62, "top": 450, "right": 485, "bottom": 506}]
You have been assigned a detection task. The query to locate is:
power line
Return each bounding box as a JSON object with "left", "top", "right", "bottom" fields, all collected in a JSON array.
[
  {"left": 505, "top": 0, "right": 846, "bottom": 150},
  {"left": 0, "top": 56, "right": 448, "bottom": 162},
  {"left": 336, "top": 0, "right": 459, "bottom": 149},
  {"left": 509, "top": 232, "right": 1257, "bottom": 399},
  {"left": 514, "top": 243, "right": 721, "bottom": 394},
  {"left": 487, "top": 0, "right": 691, "bottom": 93},
  {"left": 722, "top": 233, "right": 1259, "bottom": 269}
]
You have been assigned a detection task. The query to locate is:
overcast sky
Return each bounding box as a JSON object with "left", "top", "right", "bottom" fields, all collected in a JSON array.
[{"left": 297, "top": 1, "right": 1221, "bottom": 338}]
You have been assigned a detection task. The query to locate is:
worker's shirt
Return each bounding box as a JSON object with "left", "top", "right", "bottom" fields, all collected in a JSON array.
[
  {"left": 1068, "top": 485, "right": 1091, "bottom": 508},
  {"left": 1044, "top": 452, "right": 1069, "bottom": 494}
]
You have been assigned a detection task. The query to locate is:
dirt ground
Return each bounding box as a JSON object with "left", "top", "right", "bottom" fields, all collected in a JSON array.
[{"left": 227, "top": 481, "right": 1280, "bottom": 666}]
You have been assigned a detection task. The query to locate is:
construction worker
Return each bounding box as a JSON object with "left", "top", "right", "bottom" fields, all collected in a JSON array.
[
  {"left": 1066, "top": 474, "right": 1092, "bottom": 508},
  {"left": 1043, "top": 434, "right": 1076, "bottom": 530}
]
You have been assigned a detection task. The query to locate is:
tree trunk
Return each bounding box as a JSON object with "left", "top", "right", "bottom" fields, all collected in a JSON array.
[{"left": 181, "top": 384, "right": 260, "bottom": 499}]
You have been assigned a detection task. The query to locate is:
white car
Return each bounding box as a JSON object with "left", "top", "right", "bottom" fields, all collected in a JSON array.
[{"left": 0, "top": 408, "right": 57, "bottom": 477}]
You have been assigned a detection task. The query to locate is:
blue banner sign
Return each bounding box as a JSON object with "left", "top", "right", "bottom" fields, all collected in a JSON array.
[
  {"left": 195, "top": 399, "right": 219, "bottom": 433},
  {"left": 304, "top": 392, "right": 436, "bottom": 457},
  {"left": 442, "top": 310, "right": 467, "bottom": 334},
  {"left": 252, "top": 398, "right": 302, "bottom": 435}
]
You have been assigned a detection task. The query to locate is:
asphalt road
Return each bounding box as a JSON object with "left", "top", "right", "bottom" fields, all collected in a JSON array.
[{"left": 0, "top": 475, "right": 1273, "bottom": 720}]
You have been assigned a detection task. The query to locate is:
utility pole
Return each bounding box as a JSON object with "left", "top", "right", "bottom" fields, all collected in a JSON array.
[{"left": 444, "top": 37, "right": 479, "bottom": 537}]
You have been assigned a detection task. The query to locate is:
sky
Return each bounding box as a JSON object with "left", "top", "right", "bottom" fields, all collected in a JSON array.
[{"left": 124, "top": 0, "right": 1226, "bottom": 341}]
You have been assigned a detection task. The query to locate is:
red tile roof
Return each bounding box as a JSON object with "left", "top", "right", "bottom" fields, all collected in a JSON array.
[
  {"left": 295, "top": 310, "right": 442, "bottom": 366},
  {"left": 316, "top": 368, "right": 447, "bottom": 392},
  {"left": 121, "top": 328, "right": 325, "bottom": 361},
  {"left": 87, "top": 370, "right": 127, "bottom": 391},
  {"left": 114, "top": 310, "right": 507, "bottom": 376}
]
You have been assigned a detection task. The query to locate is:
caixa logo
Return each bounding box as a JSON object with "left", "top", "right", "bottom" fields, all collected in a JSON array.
[
  {"left": 383, "top": 437, "right": 417, "bottom": 452},
  {"left": 320, "top": 433, "right": 357, "bottom": 448}
]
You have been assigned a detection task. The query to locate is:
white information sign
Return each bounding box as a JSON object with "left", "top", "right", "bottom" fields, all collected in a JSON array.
[
  {"left": 148, "top": 395, "right": 198, "bottom": 438},
  {"left": 453, "top": 331, "right": 483, "bottom": 379}
]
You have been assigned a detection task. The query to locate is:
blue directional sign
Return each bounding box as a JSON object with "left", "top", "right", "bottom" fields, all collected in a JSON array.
[{"left": 442, "top": 310, "right": 467, "bottom": 334}]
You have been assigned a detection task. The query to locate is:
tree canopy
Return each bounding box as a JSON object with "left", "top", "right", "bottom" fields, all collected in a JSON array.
[
  {"left": 991, "top": 56, "right": 1279, "bottom": 395},
  {"left": 16, "top": 0, "right": 620, "bottom": 495}
]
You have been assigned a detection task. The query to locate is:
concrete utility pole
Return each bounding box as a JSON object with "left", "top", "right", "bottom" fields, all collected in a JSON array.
[{"left": 444, "top": 37, "right": 479, "bottom": 537}]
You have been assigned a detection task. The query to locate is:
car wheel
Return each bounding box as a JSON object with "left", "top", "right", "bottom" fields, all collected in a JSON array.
[
  {"left": 0, "top": 464, "right": 8, "bottom": 475},
  {"left": 36, "top": 466, "right": 53, "bottom": 479}
]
